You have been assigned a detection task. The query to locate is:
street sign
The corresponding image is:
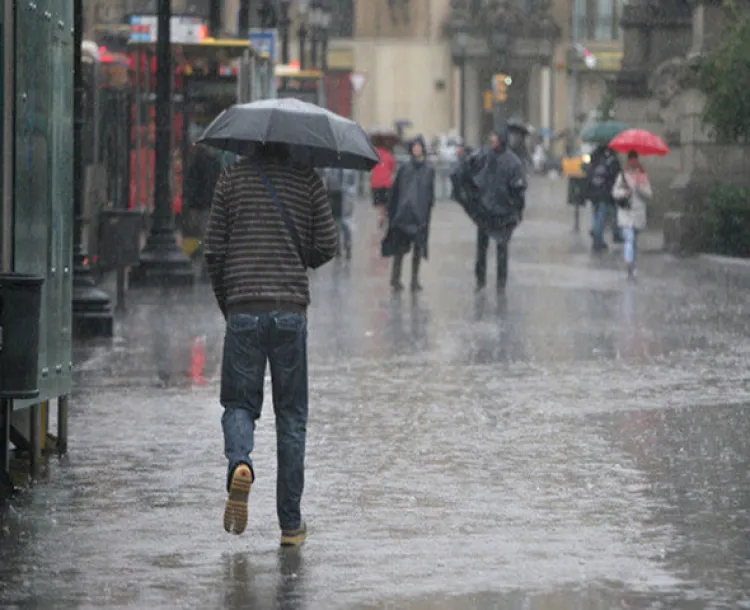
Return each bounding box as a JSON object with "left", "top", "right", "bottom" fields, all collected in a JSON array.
[
  {"left": 129, "top": 15, "right": 205, "bottom": 44},
  {"left": 350, "top": 72, "right": 367, "bottom": 94},
  {"left": 249, "top": 29, "right": 277, "bottom": 61}
]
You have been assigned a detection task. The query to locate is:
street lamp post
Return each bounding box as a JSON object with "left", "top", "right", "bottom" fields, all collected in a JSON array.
[
  {"left": 308, "top": 1, "right": 331, "bottom": 70},
  {"left": 319, "top": 0, "right": 332, "bottom": 72},
  {"left": 72, "top": 0, "right": 114, "bottom": 337},
  {"left": 298, "top": 1, "right": 309, "bottom": 70},
  {"left": 491, "top": 31, "right": 509, "bottom": 129},
  {"left": 456, "top": 31, "right": 469, "bottom": 144},
  {"left": 309, "top": 1, "right": 321, "bottom": 69},
  {"left": 280, "top": 0, "right": 292, "bottom": 65},
  {"left": 238, "top": 0, "right": 251, "bottom": 39},
  {"left": 130, "top": 0, "right": 194, "bottom": 287}
]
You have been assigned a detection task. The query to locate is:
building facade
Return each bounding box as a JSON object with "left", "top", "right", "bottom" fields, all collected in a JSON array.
[{"left": 83, "top": 0, "right": 626, "bottom": 148}]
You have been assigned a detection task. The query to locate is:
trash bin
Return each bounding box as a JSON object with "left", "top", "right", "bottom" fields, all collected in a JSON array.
[{"left": 0, "top": 273, "right": 44, "bottom": 399}]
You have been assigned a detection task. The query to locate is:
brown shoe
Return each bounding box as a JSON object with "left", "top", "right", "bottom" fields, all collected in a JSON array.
[
  {"left": 280, "top": 522, "right": 307, "bottom": 547},
  {"left": 224, "top": 464, "right": 253, "bottom": 535}
]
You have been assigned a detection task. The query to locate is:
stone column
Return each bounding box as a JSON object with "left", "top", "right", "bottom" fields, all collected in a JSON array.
[{"left": 464, "top": 58, "right": 482, "bottom": 148}]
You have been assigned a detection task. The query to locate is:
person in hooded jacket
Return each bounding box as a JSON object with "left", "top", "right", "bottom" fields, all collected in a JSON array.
[
  {"left": 381, "top": 136, "right": 435, "bottom": 292},
  {"left": 586, "top": 144, "right": 623, "bottom": 251},
  {"left": 506, "top": 118, "right": 531, "bottom": 170},
  {"left": 472, "top": 127, "right": 527, "bottom": 292}
]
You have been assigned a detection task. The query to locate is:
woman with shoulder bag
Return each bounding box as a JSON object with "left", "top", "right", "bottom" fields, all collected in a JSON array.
[{"left": 612, "top": 150, "right": 653, "bottom": 279}]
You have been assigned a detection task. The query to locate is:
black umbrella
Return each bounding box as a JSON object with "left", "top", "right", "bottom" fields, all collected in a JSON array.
[
  {"left": 198, "top": 98, "right": 380, "bottom": 170},
  {"left": 506, "top": 116, "right": 530, "bottom": 135}
]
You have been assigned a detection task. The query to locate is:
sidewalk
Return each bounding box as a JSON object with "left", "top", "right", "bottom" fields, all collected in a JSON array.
[{"left": 2, "top": 174, "right": 749, "bottom": 610}]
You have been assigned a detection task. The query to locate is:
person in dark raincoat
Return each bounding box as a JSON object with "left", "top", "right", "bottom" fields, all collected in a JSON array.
[
  {"left": 468, "top": 127, "right": 527, "bottom": 292},
  {"left": 586, "top": 144, "right": 623, "bottom": 251},
  {"left": 506, "top": 117, "right": 531, "bottom": 169},
  {"left": 381, "top": 136, "right": 435, "bottom": 292}
]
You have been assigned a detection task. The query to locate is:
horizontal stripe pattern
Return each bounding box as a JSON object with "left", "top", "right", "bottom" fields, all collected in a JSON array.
[{"left": 204, "top": 157, "right": 338, "bottom": 312}]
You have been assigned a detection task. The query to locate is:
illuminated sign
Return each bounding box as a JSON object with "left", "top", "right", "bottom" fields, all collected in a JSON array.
[{"left": 129, "top": 15, "right": 206, "bottom": 44}]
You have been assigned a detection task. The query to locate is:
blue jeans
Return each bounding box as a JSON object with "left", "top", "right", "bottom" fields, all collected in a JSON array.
[
  {"left": 220, "top": 312, "right": 308, "bottom": 531},
  {"left": 591, "top": 201, "right": 622, "bottom": 249},
  {"left": 622, "top": 226, "right": 638, "bottom": 266}
]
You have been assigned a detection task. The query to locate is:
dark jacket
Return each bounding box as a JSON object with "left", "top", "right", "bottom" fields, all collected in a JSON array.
[
  {"left": 204, "top": 156, "right": 338, "bottom": 316},
  {"left": 450, "top": 136, "right": 526, "bottom": 238},
  {"left": 585, "top": 145, "right": 621, "bottom": 204},
  {"left": 381, "top": 137, "right": 435, "bottom": 258}
]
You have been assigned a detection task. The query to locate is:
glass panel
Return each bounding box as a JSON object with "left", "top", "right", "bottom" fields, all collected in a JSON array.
[
  {"left": 14, "top": 0, "right": 52, "bottom": 388},
  {"left": 12, "top": 0, "right": 74, "bottom": 404}
]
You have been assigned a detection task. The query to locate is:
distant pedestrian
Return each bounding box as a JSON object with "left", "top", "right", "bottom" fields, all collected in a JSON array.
[
  {"left": 321, "top": 166, "right": 358, "bottom": 260},
  {"left": 506, "top": 118, "right": 531, "bottom": 170},
  {"left": 586, "top": 144, "right": 623, "bottom": 251},
  {"left": 612, "top": 150, "right": 652, "bottom": 279},
  {"left": 204, "top": 142, "right": 338, "bottom": 547},
  {"left": 381, "top": 136, "right": 435, "bottom": 292},
  {"left": 371, "top": 144, "right": 396, "bottom": 229},
  {"left": 473, "top": 128, "right": 526, "bottom": 293}
]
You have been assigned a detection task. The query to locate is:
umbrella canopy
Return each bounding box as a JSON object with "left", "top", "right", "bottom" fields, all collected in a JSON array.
[
  {"left": 609, "top": 128, "right": 670, "bottom": 156},
  {"left": 198, "top": 98, "right": 380, "bottom": 170},
  {"left": 506, "top": 116, "right": 530, "bottom": 135},
  {"left": 580, "top": 121, "right": 630, "bottom": 144}
]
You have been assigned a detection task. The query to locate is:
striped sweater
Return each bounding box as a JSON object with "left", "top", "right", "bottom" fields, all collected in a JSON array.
[{"left": 204, "top": 157, "right": 338, "bottom": 315}]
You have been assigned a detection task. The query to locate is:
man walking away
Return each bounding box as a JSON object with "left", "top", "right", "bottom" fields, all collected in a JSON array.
[
  {"left": 204, "top": 142, "right": 338, "bottom": 547},
  {"left": 321, "top": 166, "right": 358, "bottom": 260},
  {"left": 474, "top": 128, "right": 526, "bottom": 293},
  {"left": 586, "top": 144, "right": 622, "bottom": 251},
  {"left": 381, "top": 136, "right": 435, "bottom": 292}
]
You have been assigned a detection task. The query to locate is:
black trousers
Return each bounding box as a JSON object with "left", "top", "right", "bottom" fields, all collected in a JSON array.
[
  {"left": 475, "top": 227, "right": 512, "bottom": 289},
  {"left": 391, "top": 249, "right": 422, "bottom": 287}
]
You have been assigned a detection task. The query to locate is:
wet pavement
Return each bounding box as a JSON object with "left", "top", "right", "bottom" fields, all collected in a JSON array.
[{"left": 2, "top": 177, "right": 749, "bottom": 610}]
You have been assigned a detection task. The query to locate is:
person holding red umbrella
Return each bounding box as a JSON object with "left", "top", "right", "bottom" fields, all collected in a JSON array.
[
  {"left": 609, "top": 129, "right": 667, "bottom": 279},
  {"left": 611, "top": 151, "right": 653, "bottom": 279}
]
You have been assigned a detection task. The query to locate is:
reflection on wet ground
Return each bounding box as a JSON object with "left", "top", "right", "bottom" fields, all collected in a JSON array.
[{"left": 1, "top": 179, "right": 749, "bottom": 609}]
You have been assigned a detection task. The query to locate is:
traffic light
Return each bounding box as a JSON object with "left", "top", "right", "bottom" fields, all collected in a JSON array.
[{"left": 493, "top": 73, "right": 512, "bottom": 103}]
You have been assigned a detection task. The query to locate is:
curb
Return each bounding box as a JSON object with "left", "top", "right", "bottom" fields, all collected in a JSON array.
[{"left": 699, "top": 253, "right": 750, "bottom": 271}]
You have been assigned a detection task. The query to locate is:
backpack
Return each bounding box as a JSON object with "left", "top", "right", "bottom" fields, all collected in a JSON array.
[{"left": 587, "top": 154, "right": 616, "bottom": 200}]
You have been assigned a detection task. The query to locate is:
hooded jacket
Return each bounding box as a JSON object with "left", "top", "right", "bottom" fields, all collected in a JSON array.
[
  {"left": 473, "top": 130, "right": 526, "bottom": 223},
  {"left": 450, "top": 129, "right": 526, "bottom": 238},
  {"left": 381, "top": 136, "right": 436, "bottom": 258},
  {"left": 586, "top": 145, "right": 621, "bottom": 203}
]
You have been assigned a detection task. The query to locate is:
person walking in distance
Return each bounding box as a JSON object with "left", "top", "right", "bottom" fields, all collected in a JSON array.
[
  {"left": 381, "top": 136, "right": 435, "bottom": 292},
  {"left": 321, "top": 166, "right": 358, "bottom": 260},
  {"left": 586, "top": 144, "right": 622, "bottom": 251},
  {"left": 204, "top": 142, "right": 338, "bottom": 547},
  {"left": 474, "top": 128, "right": 526, "bottom": 293},
  {"left": 612, "top": 150, "right": 652, "bottom": 279},
  {"left": 370, "top": 142, "right": 396, "bottom": 230}
]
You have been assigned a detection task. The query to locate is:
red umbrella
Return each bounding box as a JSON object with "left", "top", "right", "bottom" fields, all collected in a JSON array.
[{"left": 609, "top": 129, "right": 670, "bottom": 156}]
